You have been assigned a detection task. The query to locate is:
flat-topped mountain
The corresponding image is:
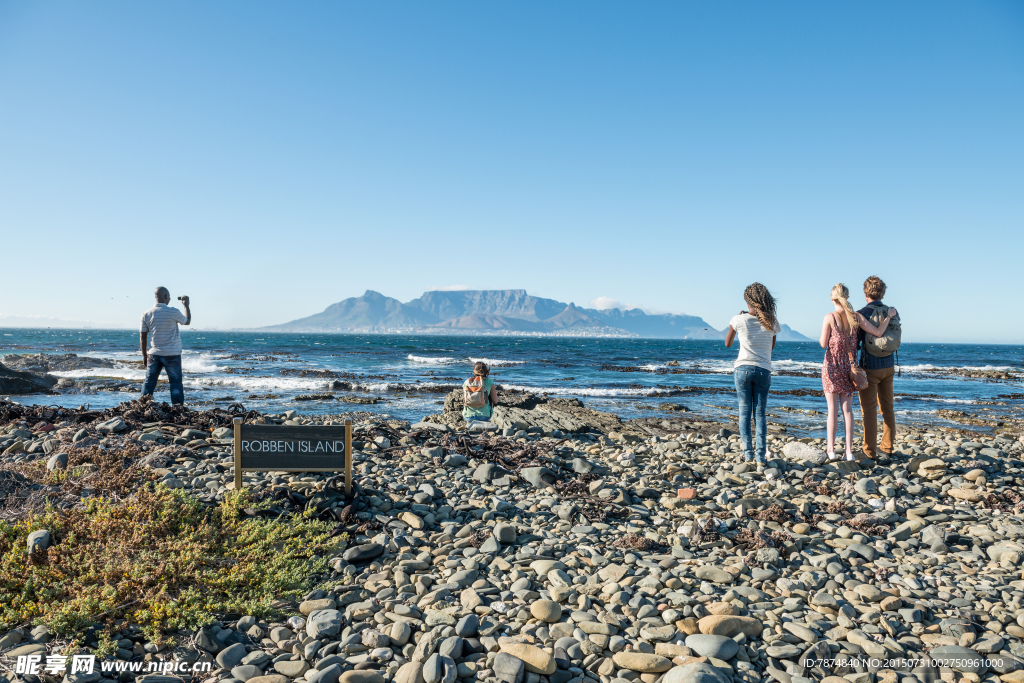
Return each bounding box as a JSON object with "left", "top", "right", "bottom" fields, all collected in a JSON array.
[{"left": 262, "top": 289, "right": 812, "bottom": 340}]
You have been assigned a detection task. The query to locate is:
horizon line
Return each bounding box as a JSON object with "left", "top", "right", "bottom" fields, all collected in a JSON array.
[{"left": 0, "top": 325, "right": 1021, "bottom": 346}]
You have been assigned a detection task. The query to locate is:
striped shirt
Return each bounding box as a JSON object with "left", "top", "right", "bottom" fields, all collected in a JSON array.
[{"left": 140, "top": 304, "right": 188, "bottom": 356}]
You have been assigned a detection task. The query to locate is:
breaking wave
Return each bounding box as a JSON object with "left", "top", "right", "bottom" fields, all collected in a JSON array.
[
  {"left": 407, "top": 355, "right": 458, "bottom": 365},
  {"left": 501, "top": 383, "right": 681, "bottom": 398},
  {"left": 407, "top": 354, "right": 526, "bottom": 368},
  {"left": 469, "top": 357, "right": 526, "bottom": 367}
]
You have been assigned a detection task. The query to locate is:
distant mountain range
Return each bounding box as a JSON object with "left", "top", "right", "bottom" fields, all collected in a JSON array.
[{"left": 261, "top": 289, "right": 812, "bottom": 340}]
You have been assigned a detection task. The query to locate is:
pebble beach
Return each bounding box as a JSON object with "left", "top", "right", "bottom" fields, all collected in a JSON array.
[{"left": 2, "top": 386, "right": 1024, "bottom": 683}]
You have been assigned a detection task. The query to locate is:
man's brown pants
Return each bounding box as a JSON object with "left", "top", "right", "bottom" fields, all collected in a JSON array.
[{"left": 858, "top": 366, "right": 896, "bottom": 457}]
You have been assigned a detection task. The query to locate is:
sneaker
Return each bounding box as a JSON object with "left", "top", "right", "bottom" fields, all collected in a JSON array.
[
  {"left": 845, "top": 452, "right": 855, "bottom": 461},
  {"left": 827, "top": 451, "right": 839, "bottom": 461}
]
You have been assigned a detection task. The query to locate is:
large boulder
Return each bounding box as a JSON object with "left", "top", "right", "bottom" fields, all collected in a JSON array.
[
  {"left": 662, "top": 663, "right": 731, "bottom": 683},
  {"left": 782, "top": 442, "right": 826, "bottom": 465},
  {"left": 97, "top": 417, "right": 128, "bottom": 433},
  {"left": 27, "top": 529, "right": 52, "bottom": 553},
  {"left": 306, "top": 610, "right": 343, "bottom": 640},
  {"left": 0, "top": 361, "right": 58, "bottom": 395}
]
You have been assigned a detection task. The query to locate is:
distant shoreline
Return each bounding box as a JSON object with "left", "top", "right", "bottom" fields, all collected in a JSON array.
[{"left": 2, "top": 325, "right": 1024, "bottom": 345}]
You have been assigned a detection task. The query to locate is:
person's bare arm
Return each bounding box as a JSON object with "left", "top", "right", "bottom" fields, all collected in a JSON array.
[
  {"left": 181, "top": 295, "right": 191, "bottom": 326},
  {"left": 772, "top": 335, "right": 776, "bottom": 351},
  {"left": 725, "top": 325, "right": 736, "bottom": 348},
  {"left": 819, "top": 315, "right": 832, "bottom": 349},
  {"left": 140, "top": 332, "right": 148, "bottom": 366},
  {"left": 856, "top": 308, "right": 894, "bottom": 337},
  {"left": 489, "top": 385, "right": 499, "bottom": 407}
]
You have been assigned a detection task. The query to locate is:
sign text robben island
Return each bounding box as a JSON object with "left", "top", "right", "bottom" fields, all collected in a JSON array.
[
  {"left": 234, "top": 423, "right": 350, "bottom": 473},
  {"left": 242, "top": 438, "right": 345, "bottom": 454}
]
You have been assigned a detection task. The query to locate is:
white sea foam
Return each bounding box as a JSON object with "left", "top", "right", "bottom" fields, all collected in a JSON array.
[
  {"left": 631, "top": 358, "right": 822, "bottom": 374},
  {"left": 894, "top": 396, "right": 977, "bottom": 404},
  {"left": 900, "top": 363, "right": 1021, "bottom": 372},
  {"left": 47, "top": 351, "right": 221, "bottom": 380},
  {"left": 469, "top": 357, "right": 526, "bottom": 367},
  {"left": 407, "top": 354, "right": 526, "bottom": 368},
  {"left": 187, "top": 376, "right": 328, "bottom": 392},
  {"left": 772, "top": 359, "right": 824, "bottom": 372},
  {"left": 407, "top": 355, "right": 458, "bottom": 365},
  {"left": 501, "top": 383, "right": 673, "bottom": 398},
  {"left": 181, "top": 351, "right": 223, "bottom": 374},
  {"left": 349, "top": 381, "right": 459, "bottom": 393},
  {"left": 185, "top": 376, "right": 461, "bottom": 394},
  {"left": 51, "top": 367, "right": 145, "bottom": 380}
]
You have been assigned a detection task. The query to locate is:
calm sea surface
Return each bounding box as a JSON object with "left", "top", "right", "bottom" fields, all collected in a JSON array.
[{"left": 2, "top": 329, "right": 1022, "bottom": 437}]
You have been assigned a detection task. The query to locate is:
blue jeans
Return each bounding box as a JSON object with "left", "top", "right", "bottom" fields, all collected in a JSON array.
[
  {"left": 734, "top": 365, "right": 771, "bottom": 461},
  {"left": 142, "top": 355, "right": 184, "bottom": 405}
]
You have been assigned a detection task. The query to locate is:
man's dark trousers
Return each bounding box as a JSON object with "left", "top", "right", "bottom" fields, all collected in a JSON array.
[{"left": 142, "top": 355, "right": 184, "bottom": 405}]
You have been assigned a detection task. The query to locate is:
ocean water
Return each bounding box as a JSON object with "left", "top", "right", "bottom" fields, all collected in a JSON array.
[{"left": 2, "top": 328, "right": 1022, "bottom": 437}]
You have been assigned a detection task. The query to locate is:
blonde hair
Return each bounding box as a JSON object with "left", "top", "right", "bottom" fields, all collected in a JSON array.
[
  {"left": 743, "top": 283, "right": 779, "bottom": 333},
  {"left": 831, "top": 283, "right": 858, "bottom": 330},
  {"left": 473, "top": 361, "right": 489, "bottom": 377}
]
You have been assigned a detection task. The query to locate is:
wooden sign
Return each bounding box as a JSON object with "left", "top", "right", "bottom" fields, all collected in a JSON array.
[{"left": 232, "top": 418, "right": 353, "bottom": 495}]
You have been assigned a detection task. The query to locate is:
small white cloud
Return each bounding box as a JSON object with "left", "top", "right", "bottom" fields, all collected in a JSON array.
[
  {"left": 589, "top": 296, "right": 623, "bottom": 310},
  {"left": 587, "top": 297, "right": 686, "bottom": 316},
  {"left": 428, "top": 285, "right": 471, "bottom": 291}
]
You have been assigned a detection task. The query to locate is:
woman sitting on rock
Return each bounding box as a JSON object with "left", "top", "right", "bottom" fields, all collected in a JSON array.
[
  {"left": 725, "top": 283, "right": 779, "bottom": 464},
  {"left": 462, "top": 361, "right": 499, "bottom": 427},
  {"left": 819, "top": 283, "right": 896, "bottom": 461}
]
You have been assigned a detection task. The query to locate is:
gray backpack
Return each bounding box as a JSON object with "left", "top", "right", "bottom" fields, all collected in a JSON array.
[{"left": 863, "top": 302, "right": 901, "bottom": 357}]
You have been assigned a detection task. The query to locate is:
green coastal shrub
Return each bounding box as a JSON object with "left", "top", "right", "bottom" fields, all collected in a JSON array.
[{"left": 0, "top": 483, "right": 343, "bottom": 645}]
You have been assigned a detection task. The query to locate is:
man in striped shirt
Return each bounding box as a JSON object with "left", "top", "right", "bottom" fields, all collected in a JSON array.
[{"left": 140, "top": 287, "right": 192, "bottom": 405}]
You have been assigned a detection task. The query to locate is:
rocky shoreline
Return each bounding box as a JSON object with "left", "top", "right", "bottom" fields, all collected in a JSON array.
[{"left": 2, "top": 393, "right": 1024, "bottom": 683}]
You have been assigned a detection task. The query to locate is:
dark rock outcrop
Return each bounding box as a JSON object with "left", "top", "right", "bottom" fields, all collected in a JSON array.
[
  {"left": 0, "top": 361, "right": 58, "bottom": 395},
  {"left": 422, "top": 388, "right": 646, "bottom": 436},
  {"left": 1, "top": 353, "right": 117, "bottom": 373}
]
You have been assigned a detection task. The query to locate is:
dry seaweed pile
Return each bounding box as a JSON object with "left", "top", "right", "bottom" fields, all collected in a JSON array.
[
  {"left": 688, "top": 516, "right": 721, "bottom": 545},
  {"left": 845, "top": 513, "right": 891, "bottom": 536},
  {"left": 102, "top": 397, "right": 261, "bottom": 430},
  {"left": 745, "top": 504, "right": 791, "bottom": 523},
  {"left": 0, "top": 397, "right": 262, "bottom": 432},
  {"left": 984, "top": 489, "right": 1024, "bottom": 512},
  {"left": 0, "top": 446, "right": 150, "bottom": 521},
  {"left": 803, "top": 472, "right": 831, "bottom": 495},
  {"left": 0, "top": 402, "right": 96, "bottom": 426},
  {"left": 789, "top": 500, "right": 892, "bottom": 537},
  {"left": 466, "top": 528, "right": 494, "bottom": 548},
  {"left": 734, "top": 527, "right": 794, "bottom": 557},
  {"left": 612, "top": 533, "right": 665, "bottom": 551},
  {"left": 553, "top": 473, "right": 598, "bottom": 497},
  {"left": 437, "top": 432, "right": 548, "bottom": 474}
]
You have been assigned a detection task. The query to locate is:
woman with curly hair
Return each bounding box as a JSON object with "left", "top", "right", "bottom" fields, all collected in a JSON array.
[{"left": 725, "top": 283, "right": 779, "bottom": 464}]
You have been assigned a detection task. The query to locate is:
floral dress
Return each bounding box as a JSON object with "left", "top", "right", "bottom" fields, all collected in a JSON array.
[{"left": 822, "top": 313, "right": 857, "bottom": 394}]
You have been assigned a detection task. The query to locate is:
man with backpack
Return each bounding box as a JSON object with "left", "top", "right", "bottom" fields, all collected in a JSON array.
[
  {"left": 463, "top": 361, "right": 499, "bottom": 427},
  {"left": 857, "top": 276, "right": 901, "bottom": 459}
]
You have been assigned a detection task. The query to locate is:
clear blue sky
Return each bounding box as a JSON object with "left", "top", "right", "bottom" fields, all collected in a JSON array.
[{"left": 1, "top": 2, "right": 1022, "bottom": 342}]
